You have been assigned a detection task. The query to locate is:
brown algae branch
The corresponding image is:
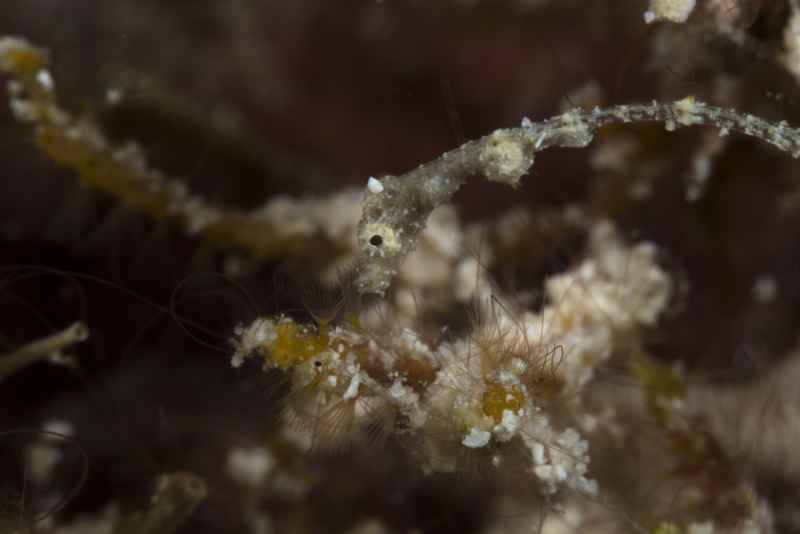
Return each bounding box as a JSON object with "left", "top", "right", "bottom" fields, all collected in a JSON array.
[
  {"left": 355, "top": 97, "right": 800, "bottom": 295},
  {"left": 0, "top": 37, "right": 205, "bottom": 228},
  {"left": 4, "top": 36, "right": 799, "bottom": 292},
  {"left": 0, "top": 37, "right": 343, "bottom": 261},
  {"left": 0, "top": 322, "right": 89, "bottom": 380}
]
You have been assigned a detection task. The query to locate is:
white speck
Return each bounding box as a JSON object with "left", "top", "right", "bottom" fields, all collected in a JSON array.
[
  {"left": 753, "top": 274, "right": 778, "bottom": 303},
  {"left": 367, "top": 176, "right": 384, "bottom": 194},
  {"left": 531, "top": 442, "right": 545, "bottom": 464},
  {"left": 10, "top": 99, "right": 38, "bottom": 122},
  {"left": 6, "top": 80, "right": 22, "bottom": 96},
  {"left": 389, "top": 380, "right": 408, "bottom": 398},
  {"left": 227, "top": 446, "right": 274, "bottom": 486},
  {"left": 554, "top": 464, "right": 567, "bottom": 481},
  {"left": 36, "top": 70, "right": 54, "bottom": 91},
  {"left": 106, "top": 88, "right": 123, "bottom": 105},
  {"left": 496, "top": 409, "right": 521, "bottom": 439},
  {"left": 462, "top": 427, "right": 491, "bottom": 448},
  {"left": 343, "top": 370, "right": 361, "bottom": 400},
  {"left": 42, "top": 419, "right": 74, "bottom": 438},
  {"left": 644, "top": 0, "right": 695, "bottom": 24},
  {"left": 509, "top": 358, "right": 526, "bottom": 374}
]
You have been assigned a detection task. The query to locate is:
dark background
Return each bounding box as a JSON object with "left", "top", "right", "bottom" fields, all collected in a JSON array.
[{"left": 1, "top": 1, "right": 799, "bottom": 532}]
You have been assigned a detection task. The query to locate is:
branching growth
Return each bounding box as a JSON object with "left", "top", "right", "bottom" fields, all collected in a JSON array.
[
  {"left": 0, "top": 321, "right": 88, "bottom": 380},
  {"left": 355, "top": 96, "right": 800, "bottom": 295},
  {"left": 0, "top": 37, "right": 355, "bottom": 266}
]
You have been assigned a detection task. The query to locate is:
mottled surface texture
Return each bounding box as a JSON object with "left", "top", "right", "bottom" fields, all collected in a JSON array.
[{"left": 2, "top": 1, "right": 800, "bottom": 533}]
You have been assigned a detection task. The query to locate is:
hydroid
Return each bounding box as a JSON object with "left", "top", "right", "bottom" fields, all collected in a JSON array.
[{"left": 231, "top": 220, "right": 677, "bottom": 509}]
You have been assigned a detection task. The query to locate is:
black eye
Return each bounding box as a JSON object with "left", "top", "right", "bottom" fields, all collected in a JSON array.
[
  {"left": 369, "top": 235, "right": 383, "bottom": 247},
  {"left": 314, "top": 360, "right": 322, "bottom": 367}
]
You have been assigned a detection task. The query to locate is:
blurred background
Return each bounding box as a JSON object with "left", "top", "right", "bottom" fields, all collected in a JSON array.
[{"left": 1, "top": 1, "right": 800, "bottom": 532}]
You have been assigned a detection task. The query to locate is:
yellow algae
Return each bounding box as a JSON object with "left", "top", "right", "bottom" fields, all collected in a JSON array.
[
  {"left": 482, "top": 382, "right": 525, "bottom": 423},
  {"left": 267, "top": 322, "right": 328, "bottom": 370}
]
